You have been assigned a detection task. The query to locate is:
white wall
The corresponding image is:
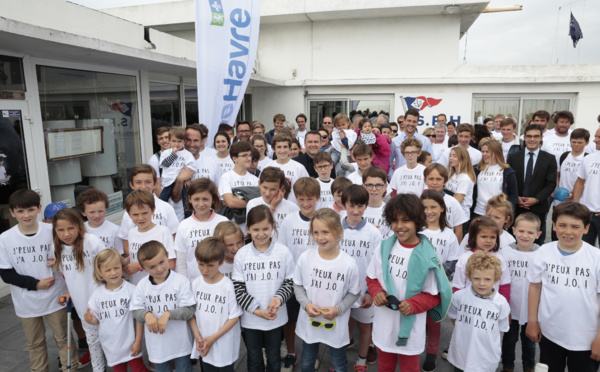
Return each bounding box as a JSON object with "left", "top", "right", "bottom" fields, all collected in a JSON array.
[{"left": 251, "top": 87, "right": 305, "bottom": 130}]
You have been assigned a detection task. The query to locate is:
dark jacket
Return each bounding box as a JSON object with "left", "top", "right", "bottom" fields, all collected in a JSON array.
[
  {"left": 472, "top": 165, "right": 519, "bottom": 212},
  {"left": 507, "top": 149, "right": 557, "bottom": 215},
  {"left": 293, "top": 152, "right": 336, "bottom": 179}
]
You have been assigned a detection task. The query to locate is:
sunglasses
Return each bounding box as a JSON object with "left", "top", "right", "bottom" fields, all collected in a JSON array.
[
  {"left": 310, "top": 318, "right": 336, "bottom": 329},
  {"left": 321, "top": 135, "right": 328, "bottom": 139},
  {"left": 386, "top": 295, "right": 402, "bottom": 310},
  {"left": 392, "top": 130, "right": 398, "bottom": 133},
  {"left": 425, "top": 134, "right": 435, "bottom": 138}
]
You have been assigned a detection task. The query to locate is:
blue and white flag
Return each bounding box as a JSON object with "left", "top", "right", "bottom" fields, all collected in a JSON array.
[
  {"left": 195, "top": 0, "right": 261, "bottom": 146},
  {"left": 569, "top": 12, "right": 583, "bottom": 48}
]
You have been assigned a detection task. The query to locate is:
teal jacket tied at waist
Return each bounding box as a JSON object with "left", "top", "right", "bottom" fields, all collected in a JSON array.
[{"left": 380, "top": 233, "right": 452, "bottom": 347}]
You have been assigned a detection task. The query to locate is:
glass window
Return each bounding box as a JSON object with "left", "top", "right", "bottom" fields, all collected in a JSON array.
[
  {"left": 37, "top": 66, "right": 141, "bottom": 214},
  {"left": 309, "top": 100, "right": 348, "bottom": 130},
  {"left": 0, "top": 55, "right": 26, "bottom": 99},
  {"left": 521, "top": 99, "right": 570, "bottom": 135},
  {"left": 150, "top": 82, "right": 180, "bottom": 153},
  {"left": 473, "top": 98, "right": 520, "bottom": 126},
  {"left": 184, "top": 85, "right": 198, "bottom": 125},
  {"left": 350, "top": 100, "right": 390, "bottom": 118}
]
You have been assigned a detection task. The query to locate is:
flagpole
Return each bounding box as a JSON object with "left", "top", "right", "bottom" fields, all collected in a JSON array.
[{"left": 551, "top": 7, "right": 561, "bottom": 64}]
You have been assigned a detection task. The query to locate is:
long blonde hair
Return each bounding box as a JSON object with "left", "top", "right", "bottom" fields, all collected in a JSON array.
[
  {"left": 52, "top": 209, "right": 87, "bottom": 272},
  {"left": 478, "top": 140, "right": 509, "bottom": 171},
  {"left": 449, "top": 147, "right": 476, "bottom": 183}
]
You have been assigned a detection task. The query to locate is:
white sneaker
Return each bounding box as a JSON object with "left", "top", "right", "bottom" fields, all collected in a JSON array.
[
  {"left": 314, "top": 358, "right": 320, "bottom": 370},
  {"left": 263, "top": 349, "right": 268, "bottom": 365},
  {"left": 281, "top": 341, "right": 288, "bottom": 358}
]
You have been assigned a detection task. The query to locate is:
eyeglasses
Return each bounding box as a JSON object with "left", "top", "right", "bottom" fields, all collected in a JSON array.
[
  {"left": 364, "top": 183, "right": 386, "bottom": 190},
  {"left": 315, "top": 164, "right": 331, "bottom": 170},
  {"left": 525, "top": 135, "right": 542, "bottom": 139},
  {"left": 310, "top": 318, "right": 336, "bottom": 330},
  {"left": 398, "top": 121, "right": 404, "bottom": 124},
  {"left": 385, "top": 295, "right": 402, "bottom": 310},
  {"left": 236, "top": 153, "right": 251, "bottom": 158},
  {"left": 321, "top": 135, "right": 328, "bottom": 139},
  {"left": 425, "top": 134, "right": 435, "bottom": 138},
  {"left": 403, "top": 151, "right": 419, "bottom": 156},
  {"left": 238, "top": 129, "right": 250, "bottom": 133}
]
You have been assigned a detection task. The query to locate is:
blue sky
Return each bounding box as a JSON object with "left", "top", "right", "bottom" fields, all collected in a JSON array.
[{"left": 70, "top": 0, "right": 599, "bottom": 66}]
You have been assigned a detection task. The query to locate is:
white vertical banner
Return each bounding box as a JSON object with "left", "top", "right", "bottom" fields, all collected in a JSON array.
[{"left": 195, "top": 0, "right": 261, "bottom": 147}]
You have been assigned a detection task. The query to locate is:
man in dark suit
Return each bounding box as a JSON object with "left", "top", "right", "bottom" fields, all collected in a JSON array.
[{"left": 507, "top": 124, "right": 557, "bottom": 244}]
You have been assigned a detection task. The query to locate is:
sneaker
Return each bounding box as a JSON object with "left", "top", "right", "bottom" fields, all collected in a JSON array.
[
  {"left": 281, "top": 341, "right": 288, "bottom": 358},
  {"left": 500, "top": 368, "right": 514, "bottom": 372},
  {"left": 345, "top": 337, "right": 355, "bottom": 349},
  {"left": 366, "top": 346, "right": 378, "bottom": 364},
  {"left": 282, "top": 354, "right": 297, "bottom": 372},
  {"left": 79, "top": 351, "right": 91, "bottom": 368},
  {"left": 57, "top": 356, "right": 61, "bottom": 369},
  {"left": 422, "top": 353, "right": 436, "bottom": 372},
  {"left": 78, "top": 337, "right": 89, "bottom": 350},
  {"left": 441, "top": 347, "right": 449, "bottom": 360},
  {"left": 263, "top": 348, "right": 267, "bottom": 366},
  {"left": 314, "top": 358, "right": 320, "bottom": 370},
  {"left": 354, "top": 364, "right": 368, "bottom": 372}
]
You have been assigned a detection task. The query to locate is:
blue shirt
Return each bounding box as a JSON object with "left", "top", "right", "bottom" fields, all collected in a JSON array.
[{"left": 391, "top": 132, "right": 433, "bottom": 170}]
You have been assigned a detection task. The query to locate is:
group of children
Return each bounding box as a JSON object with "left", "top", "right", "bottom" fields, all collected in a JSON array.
[{"left": 2, "top": 120, "right": 600, "bottom": 372}]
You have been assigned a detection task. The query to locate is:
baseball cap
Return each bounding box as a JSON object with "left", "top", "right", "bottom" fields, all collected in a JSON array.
[{"left": 44, "top": 202, "right": 68, "bottom": 220}]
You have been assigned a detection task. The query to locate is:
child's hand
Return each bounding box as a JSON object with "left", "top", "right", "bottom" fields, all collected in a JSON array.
[
  {"left": 339, "top": 131, "right": 346, "bottom": 139},
  {"left": 305, "top": 303, "right": 321, "bottom": 317},
  {"left": 184, "top": 180, "right": 191, "bottom": 188},
  {"left": 270, "top": 188, "right": 285, "bottom": 210},
  {"left": 398, "top": 301, "right": 412, "bottom": 316},
  {"left": 195, "top": 335, "right": 205, "bottom": 352},
  {"left": 253, "top": 308, "right": 277, "bottom": 320},
  {"left": 156, "top": 311, "right": 171, "bottom": 334},
  {"left": 58, "top": 292, "right": 70, "bottom": 306},
  {"left": 144, "top": 312, "right": 159, "bottom": 333},
  {"left": 46, "top": 256, "right": 55, "bottom": 267},
  {"left": 267, "top": 297, "right": 282, "bottom": 316},
  {"left": 591, "top": 335, "right": 600, "bottom": 361},
  {"left": 373, "top": 291, "right": 388, "bottom": 307},
  {"left": 124, "top": 262, "right": 141, "bottom": 276},
  {"left": 83, "top": 308, "right": 99, "bottom": 325},
  {"left": 360, "top": 294, "right": 373, "bottom": 309},
  {"left": 199, "top": 335, "right": 217, "bottom": 357},
  {"left": 172, "top": 144, "right": 179, "bottom": 153},
  {"left": 525, "top": 321, "right": 542, "bottom": 343},
  {"left": 131, "top": 339, "right": 143, "bottom": 356},
  {"left": 36, "top": 276, "right": 55, "bottom": 290},
  {"left": 320, "top": 306, "right": 338, "bottom": 320}
]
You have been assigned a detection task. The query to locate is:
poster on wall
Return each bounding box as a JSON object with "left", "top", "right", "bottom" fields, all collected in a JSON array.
[{"left": 394, "top": 93, "right": 472, "bottom": 127}]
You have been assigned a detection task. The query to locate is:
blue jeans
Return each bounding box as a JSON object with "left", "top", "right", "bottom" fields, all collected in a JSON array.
[
  {"left": 154, "top": 355, "right": 192, "bottom": 372},
  {"left": 301, "top": 341, "right": 347, "bottom": 372},
  {"left": 159, "top": 182, "right": 188, "bottom": 204},
  {"left": 583, "top": 212, "right": 600, "bottom": 247},
  {"left": 242, "top": 326, "right": 282, "bottom": 372},
  {"left": 501, "top": 319, "right": 536, "bottom": 369}
]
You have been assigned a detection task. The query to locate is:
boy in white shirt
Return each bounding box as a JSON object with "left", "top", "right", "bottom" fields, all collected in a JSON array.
[
  {"left": 77, "top": 188, "right": 123, "bottom": 254},
  {"left": 501, "top": 213, "right": 541, "bottom": 372},
  {"left": 123, "top": 190, "right": 176, "bottom": 285},
  {"left": 0, "top": 190, "right": 76, "bottom": 371},
  {"left": 390, "top": 138, "right": 426, "bottom": 197},
  {"left": 345, "top": 144, "right": 374, "bottom": 186},
  {"left": 340, "top": 185, "right": 382, "bottom": 369},
  {"left": 362, "top": 166, "right": 390, "bottom": 237},
  {"left": 131, "top": 241, "right": 196, "bottom": 372},
  {"left": 500, "top": 118, "right": 521, "bottom": 161},
  {"left": 330, "top": 176, "right": 353, "bottom": 215},
  {"left": 437, "top": 124, "right": 482, "bottom": 167},
  {"left": 330, "top": 113, "right": 358, "bottom": 167},
  {"left": 189, "top": 238, "right": 242, "bottom": 371},
  {"left": 148, "top": 126, "right": 171, "bottom": 195},
  {"left": 269, "top": 134, "right": 309, "bottom": 204},
  {"left": 246, "top": 166, "right": 298, "bottom": 230},
  {"left": 526, "top": 202, "right": 600, "bottom": 371},
  {"left": 313, "top": 152, "right": 336, "bottom": 209},
  {"left": 448, "top": 252, "right": 510, "bottom": 371},
  {"left": 158, "top": 126, "right": 197, "bottom": 203},
  {"left": 218, "top": 141, "right": 259, "bottom": 213},
  {"left": 278, "top": 177, "right": 320, "bottom": 370}
]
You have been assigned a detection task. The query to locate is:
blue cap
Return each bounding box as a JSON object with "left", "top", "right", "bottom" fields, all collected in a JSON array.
[{"left": 44, "top": 202, "right": 68, "bottom": 220}]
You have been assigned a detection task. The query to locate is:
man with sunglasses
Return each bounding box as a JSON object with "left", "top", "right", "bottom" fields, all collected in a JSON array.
[{"left": 293, "top": 131, "right": 336, "bottom": 179}]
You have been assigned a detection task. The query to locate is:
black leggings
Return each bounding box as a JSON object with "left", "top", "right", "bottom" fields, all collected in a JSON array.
[{"left": 540, "top": 336, "right": 600, "bottom": 372}]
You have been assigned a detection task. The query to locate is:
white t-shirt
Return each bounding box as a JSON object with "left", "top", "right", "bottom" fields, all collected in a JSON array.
[
  {"left": 246, "top": 197, "right": 299, "bottom": 230},
  {"left": 58, "top": 233, "right": 104, "bottom": 316},
  {"left": 257, "top": 157, "right": 274, "bottom": 173},
  {"left": 331, "top": 128, "right": 357, "bottom": 153},
  {"left": 555, "top": 152, "right": 585, "bottom": 206},
  {"left": 130, "top": 271, "right": 195, "bottom": 363},
  {"left": 220, "top": 261, "right": 234, "bottom": 280},
  {"left": 218, "top": 170, "right": 259, "bottom": 199},
  {"left": 438, "top": 146, "right": 482, "bottom": 168},
  {"left": 200, "top": 147, "right": 218, "bottom": 158},
  {"left": 431, "top": 142, "right": 446, "bottom": 162},
  {"left": 270, "top": 159, "right": 309, "bottom": 204},
  {"left": 0, "top": 223, "right": 67, "bottom": 318},
  {"left": 474, "top": 164, "right": 504, "bottom": 215},
  {"left": 453, "top": 250, "right": 511, "bottom": 292},
  {"left": 294, "top": 248, "right": 360, "bottom": 348},
  {"left": 317, "top": 179, "right": 335, "bottom": 209},
  {"left": 232, "top": 241, "right": 295, "bottom": 330},
  {"left": 347, "top": 170, "right": 363, "bottom": 186},
  {"left": 459, "top": 230, "right": 515, "bottom": 252},
  {"left": 193, "top": 154, "right": 222, "bottom": 186},
  {"left": 390, "top": 164, "right": 426, "bottom": 196},
  {"left": 501, "top": 246, "right": 538, "bottom": 323},
  {"left": 278, "top": 212, "right": 311, "bottom": 264},
  {"left": 148, "top": 152, "right": 161, "bottom": 177},
  {"left": 366, "top": 240, "right": 439, "bottom": 355},
  {"left": 577, "top": 152, "right": 600, "bottom": 212},
  {"left": 443, "top": 194, "right": 469, "bottom": 228},
  {"left": 127, "top": 224, "right": 175, "bottom": 285},
  {"left": 174, "top": 213, "right": 228, "bottom": 282},
  {"left": 541, "top": 132, "right": 572, "bottom": 167},
  {"left": 213, "top": 155, "right": 235, "bottom": 175},
  {"left": 190, "top": 275, "right": 243, "bottom": 366},
  {"left": 445, "top": 173, "right": 474, "bottom": 219},
  {"left": 296, "top": 130, "right": 307, "bottom": 149},
  {"left": 340, "top": 220, "right": 382, "bottom": 306},
  {"left": 85, "top": 220, "right": 124, "bottom": 254},
  {"left": 492, "top": 131, "right": 504, "bottom": 141},
  {"left": 159, "top": 148, "right": 197, "bottom": 187},
  {"left": 87, "top": 281, "right": 141, "bottom": 367},
  {"left": 529, "top": 241, "right": 600, "bottom": 350},
  {"left": 421, "top": 228, "right": 461, "bottom": 264},
  {"left": 118, "top": 195, "right": 179, "bottom": 240},
  {"left": 447, "top": 288, "right": 510, "bottom": 371},
  {"left": 502, "top": 139, "right": 516, "bottom": 161}
]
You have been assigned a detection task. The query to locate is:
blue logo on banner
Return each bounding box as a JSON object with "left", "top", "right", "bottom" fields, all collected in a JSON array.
[{"left": 209, "top": 0, "right": 224, "bottom": 26}]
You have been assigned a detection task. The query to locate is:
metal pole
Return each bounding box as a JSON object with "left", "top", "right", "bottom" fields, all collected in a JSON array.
[{"left": 552, "top": 7, "right": 562, "bottom": 64}]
